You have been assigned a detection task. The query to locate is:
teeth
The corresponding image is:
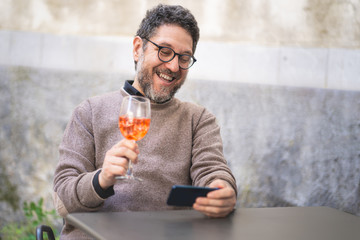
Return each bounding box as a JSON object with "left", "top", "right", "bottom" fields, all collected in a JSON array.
[{"left": 159, "top": 73, "right": 173, "bottom": 81}]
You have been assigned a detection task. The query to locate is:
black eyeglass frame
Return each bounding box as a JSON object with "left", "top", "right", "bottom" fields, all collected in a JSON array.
[{"left": 143, "top": 38, "right": 197, "bottom": 70}]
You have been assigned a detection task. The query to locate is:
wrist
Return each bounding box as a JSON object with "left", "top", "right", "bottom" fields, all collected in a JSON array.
[
  {"left": 92, "top": 170, "right": 115, "bottom": 199},
  {"left": 98, "top": 170, "right": 112, "bottom": 189},
  {"left": 93, "top": 170, "right": 115, "bottom": 199}
]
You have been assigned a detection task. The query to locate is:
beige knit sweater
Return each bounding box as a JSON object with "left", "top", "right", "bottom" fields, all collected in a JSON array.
[{"left": 53, "top": 89, "right": 237, "bottom": 238}]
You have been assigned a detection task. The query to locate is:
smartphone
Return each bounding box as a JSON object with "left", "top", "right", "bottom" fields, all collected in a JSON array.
[{"left": 166, "top": 185, "right": 219, "bottom": 207}]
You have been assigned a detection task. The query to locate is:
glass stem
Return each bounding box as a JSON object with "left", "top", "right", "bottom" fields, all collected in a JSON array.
[{"left": 127, "top": 161, "right": 134, "bottom": 178}]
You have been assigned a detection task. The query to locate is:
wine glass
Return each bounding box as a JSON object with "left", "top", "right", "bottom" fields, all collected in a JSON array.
[{"left": 116, "top": 95, "right": 151, "bottom": 181}]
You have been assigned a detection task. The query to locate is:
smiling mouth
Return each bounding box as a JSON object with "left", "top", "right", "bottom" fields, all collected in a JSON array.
[{"left": 158, "top": 72, "right": 176, "bottom": 83}]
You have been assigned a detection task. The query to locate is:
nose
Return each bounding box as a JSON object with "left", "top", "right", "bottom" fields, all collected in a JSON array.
[{"left": 164, "top": 55, "right": 180, "bottom": 72}]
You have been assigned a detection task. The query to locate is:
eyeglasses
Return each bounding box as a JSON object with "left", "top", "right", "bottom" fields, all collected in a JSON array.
[{"left": 144, "top": 38, "right": 197, "bottom": 70}]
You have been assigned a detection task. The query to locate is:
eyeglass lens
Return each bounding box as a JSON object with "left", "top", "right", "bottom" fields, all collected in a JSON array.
[
  {"left": 158, "top": 47, "right": 194, "bottom": 69},
  {"left": 144, "top": 38, "right": 195, "bottom": 69}
]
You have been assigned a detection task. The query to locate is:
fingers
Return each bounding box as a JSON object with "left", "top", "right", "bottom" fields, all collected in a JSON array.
[
  {"left": 194, "top": 194, "right": 235, "bottom": 209},
  {"left": 193, "top": 203, "right": 234, "bottom": 218},
  {"left": 208, "top": 179, "right": 229, "bottom": 191},
  {"left": 111, "top": 139, "right": 139, "bottom": 164},
  {"left": 193, "top": 180, "right": 237, "bottom": 218},
  {"left": 99, "top": 139, "right": 139, "bottom": 188},
  {"left": 193, "top": 193, "right": 236, "bottom": 217},
  {"left": 101, "top": 155, "right": 129, "bottom": 177},
  {"left": 193, "top": 196, "right": 236, "bottom": 218}
]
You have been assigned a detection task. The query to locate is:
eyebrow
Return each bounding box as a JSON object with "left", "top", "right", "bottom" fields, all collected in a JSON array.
[{"left": 156, "top": 41, "right": 193, "bottom": 55}]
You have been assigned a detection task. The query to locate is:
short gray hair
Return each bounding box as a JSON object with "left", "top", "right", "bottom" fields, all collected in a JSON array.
[{"left": 136, "top": 4, "right": 200, "bottom": 53}]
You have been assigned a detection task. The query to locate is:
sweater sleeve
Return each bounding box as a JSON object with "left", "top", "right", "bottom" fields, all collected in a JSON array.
[
  {"left": 53, "top": 100, "right": 106, "bottom": 217},
  {"left": 190, "top": 107, "right": 238, "bottom": 196}
]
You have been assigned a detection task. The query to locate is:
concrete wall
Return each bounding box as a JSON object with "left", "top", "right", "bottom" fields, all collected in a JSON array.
[
  {"left": 1, "top": 0, "right": 360, "bottom": 90},
  {"left": 1, "top": 30, "right": 360, "bottom": 91},
  {"left": 2, "top": 0, "right": 360, "bottom": 48},
  {"left": 1, "top": 0, "right": 360, "bottom": 228}
]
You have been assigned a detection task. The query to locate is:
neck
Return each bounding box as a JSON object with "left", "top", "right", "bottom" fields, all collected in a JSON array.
[{"left": 132, "top": 79, "right": 145, "bottom": 96}]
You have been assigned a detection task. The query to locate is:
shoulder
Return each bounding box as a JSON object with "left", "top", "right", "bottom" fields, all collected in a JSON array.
[
  {"left": 174, "top": 98, "right": 205, "bottom": 113},
  {"left": 75, "top": 91, "right": 121, "bottom": 110},
  {"left": 88, "top": 91, "right": 121, "bottom": 106},
  {"left": 174, "top": 98, "right": 216, "bottom": 123},
  {"left": 72, "top": 91, "right": 121, "bottom": 121}
]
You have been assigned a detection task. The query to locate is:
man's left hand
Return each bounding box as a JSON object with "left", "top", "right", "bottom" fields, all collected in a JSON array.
[{"left": 193, "top": 179, "right": 237, "bottom": 218}]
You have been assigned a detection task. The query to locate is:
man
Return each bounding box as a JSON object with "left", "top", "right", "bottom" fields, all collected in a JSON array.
[{"left": 54, "top": 4, "right": 237, "bottom": 238}]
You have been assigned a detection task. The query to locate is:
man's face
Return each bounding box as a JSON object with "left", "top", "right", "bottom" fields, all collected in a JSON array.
[{"left": 133, "top": 25, "right": 193, "bottom": 104}]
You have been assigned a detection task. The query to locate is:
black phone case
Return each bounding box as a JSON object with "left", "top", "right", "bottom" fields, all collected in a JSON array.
[{"left": 166, "top": 185, "right": 218, "bottom": 207}]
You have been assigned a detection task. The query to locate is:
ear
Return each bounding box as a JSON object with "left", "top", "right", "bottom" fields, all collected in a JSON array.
[{"left": 133, "top": 36, "right": 143, "bottom": 62}]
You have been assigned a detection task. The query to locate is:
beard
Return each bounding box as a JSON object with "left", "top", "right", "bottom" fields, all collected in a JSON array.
[{"left": 136, "top": 54, "right": 186, "bottom": 104}]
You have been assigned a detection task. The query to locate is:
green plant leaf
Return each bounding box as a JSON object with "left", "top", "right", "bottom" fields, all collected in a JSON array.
[{"left": 0, "top": 198, "right": 60, "bottom": 240}]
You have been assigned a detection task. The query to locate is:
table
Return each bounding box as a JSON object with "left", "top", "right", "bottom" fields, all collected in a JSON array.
[{"left": 66, "top": 207, "right": 360, "bottom": 240}]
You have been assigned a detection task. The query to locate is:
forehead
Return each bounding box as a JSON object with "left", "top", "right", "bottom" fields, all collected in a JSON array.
[{"left": 151, "top": 24, "right": 193, "bottom": 53}]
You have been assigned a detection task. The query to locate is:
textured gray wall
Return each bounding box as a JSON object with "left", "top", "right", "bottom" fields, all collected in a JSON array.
[
  {"left": 0, "top": 65, "right": 131, "bottom": 224},
  {"left": 180, "top": 80, "right": 360, "bottom": 214},
  {"left": 1, "top": 65, "right": 359, "bottom": 227},
  {"left": 2, "top": 0, "right": 360, "bottom": 48}
]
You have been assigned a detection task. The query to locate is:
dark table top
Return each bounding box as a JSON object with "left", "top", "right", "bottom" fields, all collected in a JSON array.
[{"left": 66, "top": 206, "right": 360, "bottom": 240}]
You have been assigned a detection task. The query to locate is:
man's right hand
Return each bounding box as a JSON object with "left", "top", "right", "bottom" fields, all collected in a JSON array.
[{"left": 99, "top": 139, "right": 139, "bottom": 189}]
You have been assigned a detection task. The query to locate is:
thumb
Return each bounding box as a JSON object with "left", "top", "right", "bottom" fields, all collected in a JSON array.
[{"left": 209, "top": 179, "right": 227, "bottom": 189}]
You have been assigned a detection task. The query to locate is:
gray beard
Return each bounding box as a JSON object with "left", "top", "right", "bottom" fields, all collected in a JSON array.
[{"left": 136, "top": 56, "right": 185, "bottom": 104}]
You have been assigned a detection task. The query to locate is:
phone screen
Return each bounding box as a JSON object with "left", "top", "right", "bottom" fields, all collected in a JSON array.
[{"left": 166, "top": 185, "right": 218, "bottom": 207}]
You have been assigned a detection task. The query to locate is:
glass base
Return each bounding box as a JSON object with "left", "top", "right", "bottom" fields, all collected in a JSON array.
[{"left": 115, "top": 175, "right": 143, "bottom": 182}]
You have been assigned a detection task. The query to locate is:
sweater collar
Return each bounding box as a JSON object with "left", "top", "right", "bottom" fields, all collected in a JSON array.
[
  {"left": 123, "top": 80, "right": 144, "bottom": 97},
  {"left": 122, "top": 80, "right": 178, "bottom": 109}
]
